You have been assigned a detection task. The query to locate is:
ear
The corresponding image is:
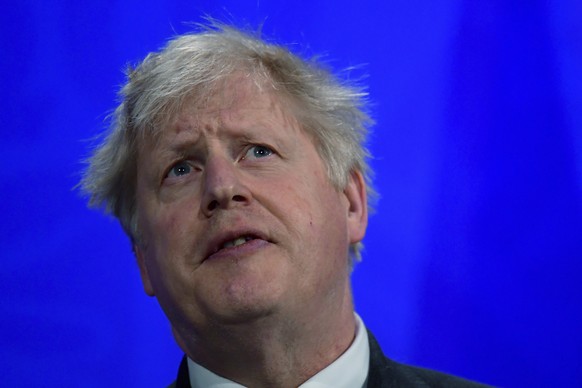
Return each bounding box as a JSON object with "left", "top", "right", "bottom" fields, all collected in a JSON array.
[
  {"left": 344, "top": 170, "right": 368, "bottom": 244},
  {"left": 134, "top": 244, "right": 156, "bottom": 297}
]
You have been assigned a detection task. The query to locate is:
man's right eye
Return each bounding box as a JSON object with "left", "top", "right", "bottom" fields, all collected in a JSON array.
[{"left": 167, "top": 162, "right": 192, "bottom": 178}]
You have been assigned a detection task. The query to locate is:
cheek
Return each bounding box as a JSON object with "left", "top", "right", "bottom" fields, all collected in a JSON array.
[
  {"left": 140, "top": 209, "right": 195, "bottom": 295},
  {"left": 140, "top": 204, "right": 187, "bottom": 259},
  {"left": 277, "top": 181, "right": 317, "bottom": 229},
  {"left": 285, "top": 177, "right": 348, "bottom": 251}
]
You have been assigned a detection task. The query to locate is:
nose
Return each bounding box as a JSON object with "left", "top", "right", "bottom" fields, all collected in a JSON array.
[{"left": 201, "top": 155, "right": 252, "bottom": 217}]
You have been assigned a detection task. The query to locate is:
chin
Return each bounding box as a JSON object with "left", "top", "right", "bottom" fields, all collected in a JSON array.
[
  {"left": 212, "top": 304, "right": 277, "bottom": 326},
  {"left": 199, "top": 280, "right": 285, "bottom": 326},
  {"left": 195, "top": 295, "right": 278, "bottom": 328}
]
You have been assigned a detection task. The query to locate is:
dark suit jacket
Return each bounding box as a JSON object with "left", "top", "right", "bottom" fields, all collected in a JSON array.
[{"left": 171, "top": 330, "right": 492, "bottom": 387}]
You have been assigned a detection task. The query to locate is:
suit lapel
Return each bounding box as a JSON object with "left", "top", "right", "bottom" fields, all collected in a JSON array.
[{"left": 173, "top": 355, "right": 190, "bottom": 388}]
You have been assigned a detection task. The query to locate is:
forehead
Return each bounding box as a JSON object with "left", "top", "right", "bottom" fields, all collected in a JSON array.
[
  {"left": 175, "top": 75, "right": 289, "bottom": 133},
  {"left": 148, "top": 73, "right": 301, "bottom": 145},
  {"left": 137, "top": 74, "right": 308, "bottom": 154}
]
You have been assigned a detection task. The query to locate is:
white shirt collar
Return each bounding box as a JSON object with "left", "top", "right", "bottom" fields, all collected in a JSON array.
[{"left": 187, "top": 313, "right": 369, "bottom": 388}]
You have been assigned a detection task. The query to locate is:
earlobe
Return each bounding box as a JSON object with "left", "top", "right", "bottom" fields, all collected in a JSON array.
[
  {"left": 344, "top": 170, "right": 368, "bottom": 244},
  {"left": 134, "top": 244, "right": 156, "bottom": 297}
]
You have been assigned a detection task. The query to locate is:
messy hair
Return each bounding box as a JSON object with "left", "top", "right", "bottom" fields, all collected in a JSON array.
[{"left": 81, "top": 23, "right": 375, "bottom": 262}]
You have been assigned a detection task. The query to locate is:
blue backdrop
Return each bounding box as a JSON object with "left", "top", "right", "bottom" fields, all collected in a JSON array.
[{"left": 2, "top": 1, "right": 581, "bottom": 387}]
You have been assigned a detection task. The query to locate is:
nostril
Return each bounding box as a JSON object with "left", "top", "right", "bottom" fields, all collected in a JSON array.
[
  {"left": 202, "top": 187, "right": 250, "bottom": 215},
  {"left": 232, "top": 195, "right": 246, "bottom": 202},
  {"left": 207, "top": 200, "right": 218, "bottom": 211}
]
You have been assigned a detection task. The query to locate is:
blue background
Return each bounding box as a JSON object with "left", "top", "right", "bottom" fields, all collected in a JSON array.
[{"left": 2, "top": 1, "right": 581, "bottom": 387}]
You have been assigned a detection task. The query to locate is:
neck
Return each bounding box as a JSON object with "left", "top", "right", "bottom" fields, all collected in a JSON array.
[{"left": 174, "top": 285, "right": 356, "bottom": 388}]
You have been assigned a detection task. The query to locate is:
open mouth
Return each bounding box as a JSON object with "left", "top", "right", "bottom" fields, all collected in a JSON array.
[
  {"left": 220, "top": 235, "right": 256, "bottom": 249},
  {"left": 204, "top": 232, "right": 270, "bottom": 262}
]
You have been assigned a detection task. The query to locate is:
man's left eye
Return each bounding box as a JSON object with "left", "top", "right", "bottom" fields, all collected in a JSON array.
[{"left": 243, "top": 145, "right": 274, "bottom": 159}]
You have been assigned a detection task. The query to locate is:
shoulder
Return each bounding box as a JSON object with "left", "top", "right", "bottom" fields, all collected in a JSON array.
[
  {"left": 379, "top": 361, "right": 493, "bottom": 388},
  {"left": 367, "top": 330, "right": 493, "bottom": 388}
]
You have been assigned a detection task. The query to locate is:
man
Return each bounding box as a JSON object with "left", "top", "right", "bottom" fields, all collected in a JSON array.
[{"left": 82, "top": 24, "right": 490, "bottom": 387}]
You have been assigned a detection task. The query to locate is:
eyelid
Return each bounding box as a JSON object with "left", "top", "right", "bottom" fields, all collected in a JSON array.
[
  {"left": 163, "top": 159, "right": 198, "bottom": 181},
  {"left": 241, "top": 144, "right": 276, "bottom": 161}
]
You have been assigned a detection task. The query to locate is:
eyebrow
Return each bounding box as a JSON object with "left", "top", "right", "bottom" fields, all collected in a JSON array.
[{"left": 151, "top": 113, "right": 291, "bottom": 163}]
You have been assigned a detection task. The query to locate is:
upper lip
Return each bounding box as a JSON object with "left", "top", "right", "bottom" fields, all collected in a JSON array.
[{"left": 203, "top": 228, "right": 271, "bottom": 261}]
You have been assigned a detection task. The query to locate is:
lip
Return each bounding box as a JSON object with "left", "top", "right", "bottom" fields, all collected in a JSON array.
[{"left": 203, "top": 228, "right": 272, "bottom": 262}]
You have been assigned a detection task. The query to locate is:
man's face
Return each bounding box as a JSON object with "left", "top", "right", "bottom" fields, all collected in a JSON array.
[{"left": 134, "top": 75, "right": 367, "bottom": 338}]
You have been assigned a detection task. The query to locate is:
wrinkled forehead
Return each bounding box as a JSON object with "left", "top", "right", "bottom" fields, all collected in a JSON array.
[
  {"left": 163, "top": 73, "right": 264, "bottom": 126},
  {"left": 136, "top": 73, "right": 305, "bottom": 150},
  {"left": 178, "top": 74, "right": 278, "bottom": 124}
]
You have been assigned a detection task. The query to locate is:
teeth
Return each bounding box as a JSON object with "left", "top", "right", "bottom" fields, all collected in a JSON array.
[{"left": 222, "top": 236, "right": 253, "bottom": 249}]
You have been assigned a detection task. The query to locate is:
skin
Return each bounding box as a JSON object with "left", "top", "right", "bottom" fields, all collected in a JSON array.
[{"left": 134, "top": 75, "right": 368, "bottom": 387}]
